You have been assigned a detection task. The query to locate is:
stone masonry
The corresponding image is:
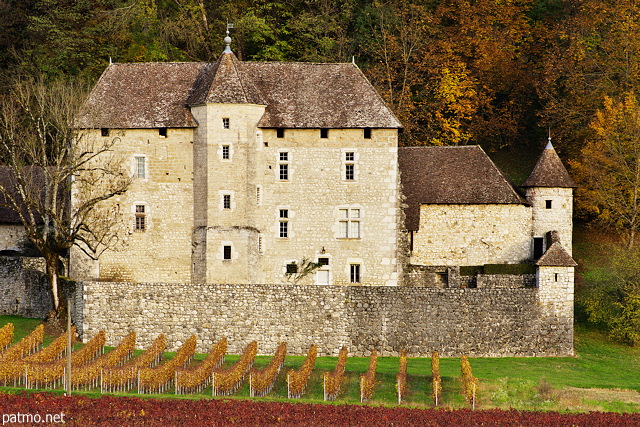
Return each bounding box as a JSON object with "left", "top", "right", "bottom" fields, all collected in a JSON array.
[{"left": 81, "top": 280, "right": 573, "bottom": 357}]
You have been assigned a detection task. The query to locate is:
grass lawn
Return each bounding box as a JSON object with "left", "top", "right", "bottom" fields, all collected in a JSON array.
[{"left": 1, "top": 315, "right": 639, "bottom": 413}]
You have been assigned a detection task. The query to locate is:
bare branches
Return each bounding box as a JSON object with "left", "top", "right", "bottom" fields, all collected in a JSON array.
[{"left": 0, "top": 73, "right": 131, "bottom": 309}]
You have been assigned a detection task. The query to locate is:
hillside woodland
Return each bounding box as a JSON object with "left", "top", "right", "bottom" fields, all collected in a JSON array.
[{"left": 0, "top": 0, "right": 639, "bottom": 343}]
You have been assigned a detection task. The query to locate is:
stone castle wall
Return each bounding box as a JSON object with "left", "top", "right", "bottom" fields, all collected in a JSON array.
[
  {"left": 411, "top": 204, "right": 532, "bottom": 266},
  {"left": 81, "top": 280, "right": 573, "bottom": 358},
  {"left": 525, "top": 187, "right": 573, "bottom": 254}
]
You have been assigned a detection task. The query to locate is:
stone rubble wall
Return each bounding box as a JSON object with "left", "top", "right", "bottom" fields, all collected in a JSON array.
[{"left": 81, "top": 281, "right": 573, "bottom": 358}]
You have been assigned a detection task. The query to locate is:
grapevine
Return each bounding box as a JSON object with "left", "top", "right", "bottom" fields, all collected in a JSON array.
[
  {"left": 323, "top": 346, "right": 347, "bottom": 401},
  {"left": 249, "top": 342, "right": 287, "bottom": 397},
  {"left": 395, "top": 350, "right": 407, "bottom": 404},
  {"left": 212, "top": 341, "right": 257, "bottom": 397},
  {"left": 175, "top": 337, "right": 227, "bottom": 395},
  {"left": 138, "top": 335, "right": 197, "bottom": 394},
  {"left": 287, "top": 344, "right": 317, "bottom": 399},
  {"left": 360, "top": 349, "right": 378, "bottom": 402}
]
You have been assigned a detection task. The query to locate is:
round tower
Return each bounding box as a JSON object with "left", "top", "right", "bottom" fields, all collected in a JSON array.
[{"left": 521, "top": 139, "right": 577, "bottom": 257}]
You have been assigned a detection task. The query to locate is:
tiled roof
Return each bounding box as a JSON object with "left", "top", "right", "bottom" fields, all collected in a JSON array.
[
  {"left": 521, "top": 141, "right": 577, "bottom": 188},
  {"left": 536, "top": 241, "right": 577, "bottom": 267},
  {"left": 77, "top": 53, "right": 401, "bottom": 130},
  {"left": 77, "top": 62, "right": 205, "bottom": 129},
  {"left": 243, "top": 62, "right": 402, "bottom": 128},
  {"left": 399, "top": 146, "right": 527, "bottom": 231}
]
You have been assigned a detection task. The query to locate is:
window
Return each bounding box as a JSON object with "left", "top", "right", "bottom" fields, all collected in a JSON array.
[
  {"left": 350, "top": 264, "right": 361, "bottom": 283},
  {"left": 279, "top": 209, "right": 289, "bottom": 238},
  {"left": 364, "top": 128, "right": 372, "bottom": 139},
  {"left": 318, "top": 258, "right": 329, "bottom": 266},
  {"left": 134, "top": 205, "right": 146, "bottom": 232},
  {"left": 258, "top": 234, "right": 264, "bottom": 254},
  {"left": 286, "top": 263, "right": 298, "bottom": 274},
  {"left": 223, "top": 245, "right": 232, "bottom": 260},
  {"left": 101, "top": 128, "right": 109, "bottom": 137},
  {"left": 277, "top": 128, "right": 285, "bottom": 138},
  {"left": 158, "top": 127, "right": 167, "bottom": 137},
  {"left": 345, "top": 151, "right": 355, "bottom": 181},
  {"left": 222, "top": 145, "right": 230, "bottom": 160},
  {"left": 256, "top": 186, "right": 262, "bottom": 205},
  {"left": 533, "top": 237, "right": 544, "bottom": 260},
  {"left": 320, "top": 128, "right": 329, "bottom": 138},
  {"left": 134, "top": 156, "right": 146, "bottom": 179},
  {"left": 222, "top": 118, "right": 230, "bottom": 129},
  {"left": 223, "top": 194, "right": 231, "bottom": 210},
  {"left": 339, "top": 208, "right": 361, "bottom": 238},
  {"left": 278, "top": 152, "right": 289, "bottom": 181},
  {"left": 545, "top": 200, "right": 552, "bottom": 209}
]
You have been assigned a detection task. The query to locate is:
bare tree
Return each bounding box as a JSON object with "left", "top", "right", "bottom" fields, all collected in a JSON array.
[{"left": 0, "top": 74, "right": 131, "bottom": 314}]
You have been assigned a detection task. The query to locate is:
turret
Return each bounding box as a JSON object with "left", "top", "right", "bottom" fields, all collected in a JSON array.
[{"left": 521, "top": 139, "right": 576, "bottom": 258}]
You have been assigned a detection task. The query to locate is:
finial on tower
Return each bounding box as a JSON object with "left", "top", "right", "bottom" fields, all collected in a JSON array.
[
  {"left": 546, "top": 127, "right": 553, "bottom": 149},
  {"left": 224, "top": 23, "right": 234, "bottom": 54}
]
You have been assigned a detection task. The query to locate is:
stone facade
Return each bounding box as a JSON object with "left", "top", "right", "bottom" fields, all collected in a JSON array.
[
  {"left": 410, "top": 204, "right": 532, "bottom": 266},
  {"left": 81, "top": 280, "right": 573, "bottom": 357},
  {"left": 0, "top": 225, "right": 30, "bottom": 254}
]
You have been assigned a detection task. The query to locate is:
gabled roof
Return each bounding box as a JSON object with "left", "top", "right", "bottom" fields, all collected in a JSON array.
[
  {"left": 521, "top": 141, "right": 577, "bottom": 188},
  {"left": 77, "top": 62, "right": 205, "bottom": 129},
  {"left": 536, "top": 241, "right": 577, "bottom": 267},
  {"left": 399, "top": 146, "right": 527, "bottom": 231},
  {"left": 77, "top": 52, "right": 402, "bottom": 130}
]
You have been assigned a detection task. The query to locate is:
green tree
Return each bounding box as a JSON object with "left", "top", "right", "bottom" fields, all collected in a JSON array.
[{"left": 579, "top": 246, "right": 640, "bottom": 346}]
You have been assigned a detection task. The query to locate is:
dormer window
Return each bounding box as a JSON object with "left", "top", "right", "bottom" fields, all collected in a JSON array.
[{"left": 222, "top": 118, "right": 230, "bottom": 129}]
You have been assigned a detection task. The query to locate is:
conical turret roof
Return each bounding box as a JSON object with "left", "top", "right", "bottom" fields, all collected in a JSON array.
[
  {"left": 187, "top": 51, "right": 266, "bottom": 106},
  {"left": 521, "top": 140, "right": 577, "bottom": 188},
  {"left": 536, "top": 241, "right": 577, "bottom": 267}
]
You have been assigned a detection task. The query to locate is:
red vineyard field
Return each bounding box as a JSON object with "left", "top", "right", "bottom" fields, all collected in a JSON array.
[{"left": 1, "top": 392, "right": 640, "bottom": 426}]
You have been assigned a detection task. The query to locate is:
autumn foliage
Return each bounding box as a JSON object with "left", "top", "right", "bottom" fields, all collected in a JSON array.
[
  {"left": 395, "top": 350, "right": 407, "bottom": 404},
  {"left": 211, "top": 341, "right": 257, "bottom": 397},
  {"left": 249, "top": 342, "right": 287, "bottom": 397},
  {"left": 138, "top": 335, "right": 197, "bottom": 394},
  {"left": 323, "top": 346, "right": 348, "bottom": 401},
  {"left": 287, "top": 344, "right": 317, "bottom": 399},
  {"left": 431, "top": 350, "right": 443, "bottom": 406},
  {"left": 359, "top": 349, "right": 378, "bottom": 402},
  {"left": 175, "top": 337, "right": 227, "bottom": 395}
]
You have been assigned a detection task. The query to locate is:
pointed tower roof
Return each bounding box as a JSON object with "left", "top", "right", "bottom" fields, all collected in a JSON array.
[
  {"left": 521, "top": 139, "right": 577, "bottom": 188},
  {"left": 536, "top": 241, "right": 577, "bottom": 267},
  {"left": 187, "top": 51, "right": 265, "bottom": 106}
]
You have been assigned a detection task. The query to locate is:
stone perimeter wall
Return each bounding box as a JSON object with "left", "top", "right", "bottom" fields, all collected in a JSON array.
[{"left": 82, "top": 281, "right": 573, "bottom": 358}]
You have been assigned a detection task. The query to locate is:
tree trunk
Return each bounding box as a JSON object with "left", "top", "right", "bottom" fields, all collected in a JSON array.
[{"left": 45, "top": 253, "right": 60, "bottom": 311}]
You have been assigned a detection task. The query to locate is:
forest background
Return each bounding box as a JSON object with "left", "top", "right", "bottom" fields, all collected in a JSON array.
[{"left": 1, "top": 0, "right": 640, "bottom": 343}]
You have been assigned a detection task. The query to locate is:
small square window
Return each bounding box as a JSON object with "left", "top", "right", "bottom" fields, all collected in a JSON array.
[
  {"left": 286, "top": 263, "right": 298, "bottom": 274},
  {"left": 279, "top": 152, "right": 288, "bottom": 162},
  {"left": 318, "top": 258, "right": 329, "bottom": 266},
  {"left": 222, "top": 145, "right": 230, "bottom": 160},
  {"left": 364, "top": 128, "right": 372, "bottom": 139},
  {"left": 223, "top": 194, "right": 231, "bottom": 210},
  {"left": 350, "top": 264, "right": 361, "bottom": 283},
  {"left": 345, "top": 152, "right": 355, "bottom": 162},
  {"left": 545, "top": 200, "right": 552, "bottom": 209},
  {"left": 277, "top": 128, "right": 285, "bottom": 138},
  {"left": 320, "top": 128, "right": 329, "bottom": 138},
  {"left": 222, "top": 118, "right": 230, "bottom": 129},
  {"left": 101, "top": 128, "right": 109, "bottom": 137},
  {"left": 223, "top": 245, "right": 231, "bottom": 260},
  {"left": 158, "top": 127, "right": 167, "bottom": 137},
  {"left": 279, "top": 209, "right": 288, "bottom": 218}
]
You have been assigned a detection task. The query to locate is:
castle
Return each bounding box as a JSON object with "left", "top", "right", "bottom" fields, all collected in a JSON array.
[{"left": 0, "top": 38, "right": 577, "bottom": 357}]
